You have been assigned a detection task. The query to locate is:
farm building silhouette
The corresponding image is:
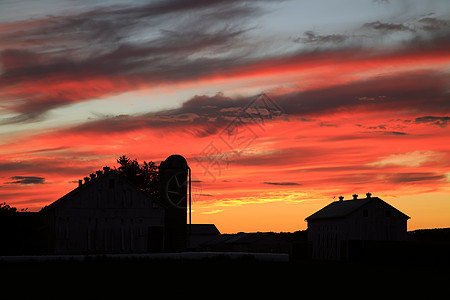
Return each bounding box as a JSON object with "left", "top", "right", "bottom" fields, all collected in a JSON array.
[
  {"left": 0, "top": 155, "right": 202, "bottom": 254},
  {"left": 305, "top": 193, "right": 410, "bottom": 260}
]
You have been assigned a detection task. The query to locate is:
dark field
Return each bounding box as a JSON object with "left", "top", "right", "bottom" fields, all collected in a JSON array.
[{"left": 2, "top": 254, "right": 446, "bottom": 294}]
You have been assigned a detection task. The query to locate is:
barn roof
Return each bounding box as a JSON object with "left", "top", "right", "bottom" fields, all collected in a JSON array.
[
  {"left": 305, "top": 196, "right": 410, "bottom": 221},
  {"left": 41, "top": 169, "right": 161, "bottom": 212}
]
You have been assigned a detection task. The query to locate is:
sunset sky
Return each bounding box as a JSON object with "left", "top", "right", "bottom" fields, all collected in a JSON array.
[{"left": 1, "top": 0, "right": 449, "bottom": 233}]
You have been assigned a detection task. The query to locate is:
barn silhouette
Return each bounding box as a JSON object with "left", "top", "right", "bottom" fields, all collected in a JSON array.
[{"left": 0, "top": 155, "right": 192, "bottom": 254}]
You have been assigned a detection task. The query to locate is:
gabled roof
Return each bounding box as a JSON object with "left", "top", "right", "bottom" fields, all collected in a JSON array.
[
  {"left": 41, "top": 170, "right": 161, "bottom": 212},
  {"left": 305, "top": 197, "right": 410, "bottom": 221}
]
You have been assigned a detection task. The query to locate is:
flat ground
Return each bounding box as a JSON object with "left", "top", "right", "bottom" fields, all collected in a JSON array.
[{"left": 1, "top": 255, "right": 446, "bottom": 295}]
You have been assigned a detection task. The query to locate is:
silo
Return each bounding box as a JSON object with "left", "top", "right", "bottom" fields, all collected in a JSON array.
[{"left": 159, "top": 154, "right": 189, "bottom": 252}]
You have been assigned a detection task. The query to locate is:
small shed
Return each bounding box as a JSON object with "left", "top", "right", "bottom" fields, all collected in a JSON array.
[{"left": 188, "top": 224, "right": 220, "bottom": 249}]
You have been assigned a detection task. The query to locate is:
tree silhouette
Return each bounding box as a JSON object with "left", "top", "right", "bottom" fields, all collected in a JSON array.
[
  {"left": 116, "top": 155, "right": 159, "bottom": 199},
  {"left": 0, "top": 202, "right": 28, "bottom": 215}
]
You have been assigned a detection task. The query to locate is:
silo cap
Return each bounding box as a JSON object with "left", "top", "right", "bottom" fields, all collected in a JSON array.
[{"left": 160, "top": 154, "right": 188, "bottom": 169}]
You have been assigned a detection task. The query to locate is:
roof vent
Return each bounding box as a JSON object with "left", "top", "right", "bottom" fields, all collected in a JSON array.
[
  {"left": 78, "top": 179, "right": 83, "bottom": 187},
  {"left": 103, "top": 166, "right": 110, "bottom": 173},
  {"left": 352, "top": 194, "right": 358, "bottom": 200},
  {"left": 366, "top": 192, "right": 372, "bottom": 199},
  {"left": 84, "top": 176, "right": 90, "bottom": 183},
  {"left": 89, "top": 173, "right": 96, "bottom": 180},
  {"left": 96, "top": 170, "right": 103, "bottom": 177},
  {"left": 338, "top": 196, "right": 344, "bottom": 201}
]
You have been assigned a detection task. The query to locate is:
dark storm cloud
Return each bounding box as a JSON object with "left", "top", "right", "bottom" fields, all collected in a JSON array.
[{"left": 5, "top": 176, "right": 45, "bottom": 185}]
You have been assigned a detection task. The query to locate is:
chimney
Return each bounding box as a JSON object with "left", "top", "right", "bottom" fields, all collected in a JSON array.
[
  {"left": 90, "top": 173, "right": 96, "bottom": 180},
  {"left": 338, "top": 196, "right": 344, "bottom": 202},
  {"left": 84, "top": 176, "right": 90, "bottom": 184},
  {"left": 352, "top": 194, "right": 358, "bottom": 200},
  {"left": 366, "top": 192, "right": 372, "bottom": 199},
  {"left": 103, "top": 166, "right": 110, "bottom": 173},
  {"left": 96, "top": 170, "right": 103, "bottom": 177},
  {"left": 78, "top": 179, "right": 83, "bottom": 187}
]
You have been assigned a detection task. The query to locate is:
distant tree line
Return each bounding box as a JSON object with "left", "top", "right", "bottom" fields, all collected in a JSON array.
[{"left": 0, "top": 202, "right": 28, "bottom": 215}]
